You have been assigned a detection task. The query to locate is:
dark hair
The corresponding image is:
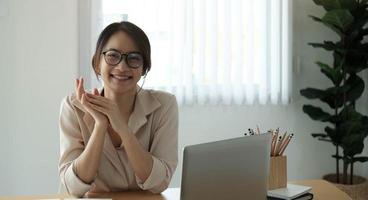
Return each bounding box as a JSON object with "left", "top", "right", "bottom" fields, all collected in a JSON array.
[{"left": 92, "top": 21, "right": 151, "bottom": 77}]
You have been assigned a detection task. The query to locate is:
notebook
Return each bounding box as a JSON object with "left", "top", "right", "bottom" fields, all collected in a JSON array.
[
  {"left": 267, "top": 192, "right": 313, "bottom": 200},
  {"left": 267, "top": 183, "right": 312, "bottom": 200}
]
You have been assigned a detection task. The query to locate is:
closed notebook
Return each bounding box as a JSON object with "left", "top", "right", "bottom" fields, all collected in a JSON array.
[
  {"left": 267, "top": 183, "right": 312, "bottom": 200},
  {"left": 267, "top": 192, "right": 313, "bottom": 200}
]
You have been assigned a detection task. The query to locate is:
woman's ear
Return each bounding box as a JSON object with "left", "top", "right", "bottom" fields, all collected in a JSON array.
[{"left": 95, "top": 66, "right": 101, "bottom": 75}]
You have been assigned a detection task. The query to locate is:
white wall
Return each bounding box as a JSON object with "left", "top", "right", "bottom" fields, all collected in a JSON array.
[
  {"left": 0, "top": 0, "right": 78, "bottom": 195},
  {"left": 0, "top": 0, "right": 367, "bottom": 196}
]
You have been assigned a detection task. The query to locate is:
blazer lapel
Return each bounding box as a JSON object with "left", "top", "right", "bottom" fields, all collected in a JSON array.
[{"left": 128, "top": 88, "right": 161, "bottom": 135}]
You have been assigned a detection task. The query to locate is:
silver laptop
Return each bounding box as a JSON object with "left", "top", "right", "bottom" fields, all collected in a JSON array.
[{"left": 180, "top": 133, "right": 271, "bottom": 200}]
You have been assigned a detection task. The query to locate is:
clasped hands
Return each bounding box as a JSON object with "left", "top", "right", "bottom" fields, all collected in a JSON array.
[{"left": 75, "top": 77, "right": 129, "bottom": 139}]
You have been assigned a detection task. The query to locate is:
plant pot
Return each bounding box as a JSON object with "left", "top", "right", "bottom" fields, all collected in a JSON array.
[{"left": 323, "top": 174, "right": 368, "bottom": 200}]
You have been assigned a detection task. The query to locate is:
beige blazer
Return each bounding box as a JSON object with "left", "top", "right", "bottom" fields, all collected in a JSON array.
[{"left": 58, "top": 88, "right": 178, "bottom": 197}]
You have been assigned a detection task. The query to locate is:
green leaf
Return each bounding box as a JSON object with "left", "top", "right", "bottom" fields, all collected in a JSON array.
[
  {"left": 342, "top": 136, "right": 365, "bottom": 156},
  {"left": 309, "top": 15, "right": 344, "bottom": 37},
  {"left": 353, "top": 156, "right": 368, "bottom": 163},
  {"left": 322, "top": 9, "right": 354, "bottom": 31},
  {"left": 325, "top": 126, "right": 343, "bottom": 143},
  {"left": 316, "top": 62, "right": 342, "bottom": 85},
  {"left": 311, "top": 133, "right": 329, "bottom": 138},
  {"left": 313, "top": 0, "right": 358, "bottom": 11},
  {"left": 309, "top": 15, "right": 323, "bottom": 22},
  {"left": 339, "top": 105, "right": 362, "bottom": 122},
  {"left": 333, "top": 52, "right": 344, "bottom": 68},
  {"left": 345, "top": 74, "right": 364, "bottom": 102},
  {"left": 303, "top": 105, "right": 332, "bottom": 122},
  {"left": 300, "top": 88, "right": 326, "bottom": 99},
  {"left": 309, "top": 41, "right": 344, "bottom": 52},
  {"left": 300, "top": 88, "right": 336, "bottom": 108},
  {"left": 323, "top": 86, "right": 350, "bottom": 108},
  {"left": 300, "top": 85, "right": 351, "bottom": 109},
  {"left": 309, "top": 15, "right": 344, "bottom": 36},
  {"left": 332, "top": 154, "right": 344, "bottom": 159},
  {"left": 345, "top": 50, "right": 368, "bottom": 73}
]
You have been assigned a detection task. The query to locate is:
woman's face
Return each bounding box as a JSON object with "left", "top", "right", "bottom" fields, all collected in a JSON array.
[{"left": 98, "top": 31, "right": 143, "bottom": 95}]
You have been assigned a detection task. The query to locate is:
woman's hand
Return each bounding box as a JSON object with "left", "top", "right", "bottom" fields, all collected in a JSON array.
[
  {"left": 84, "top": 92, "right": 130, "bottom": 135},
  {"left": 76, "top": 78, "right": 109, "bottom": 129}
]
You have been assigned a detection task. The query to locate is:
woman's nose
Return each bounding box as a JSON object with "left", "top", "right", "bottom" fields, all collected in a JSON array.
[{"left": 116, "top": 58, "right": 130, "bottom": 70}]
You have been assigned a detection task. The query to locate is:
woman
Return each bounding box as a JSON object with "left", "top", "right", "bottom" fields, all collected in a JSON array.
[{"left": 58, "top": 21, "right": 178, "bottom": 197}]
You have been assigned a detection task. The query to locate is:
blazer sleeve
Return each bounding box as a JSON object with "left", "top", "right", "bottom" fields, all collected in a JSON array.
[
  {"left": 58, "top": 96, "right": 92, "bottom": 197},
  {"left": 135, "top": 95, "right": 179, "bottom": 194}
]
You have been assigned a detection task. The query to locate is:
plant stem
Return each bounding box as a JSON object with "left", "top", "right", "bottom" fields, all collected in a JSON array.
[
  {"left": 336, "top": 145, "right": 340, "bottom": 183},
  {"left": 343, "top": 158, "right": 348, "bottom": 184},
  {"left": 350, "top": 159, "right": 354, "bottom": 185}
]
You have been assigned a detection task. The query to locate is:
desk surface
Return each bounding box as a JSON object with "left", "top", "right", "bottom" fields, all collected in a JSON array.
[
  {"left": 0, "top": 179, "right": 351, "bottom": 200},
  {"left": 291, "top": 179, "right": 352, "bottom": 200}
]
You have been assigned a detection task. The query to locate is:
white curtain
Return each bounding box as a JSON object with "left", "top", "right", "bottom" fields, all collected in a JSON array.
[{"left": 82, "top": 0, "right": 292, "bottom": 106}]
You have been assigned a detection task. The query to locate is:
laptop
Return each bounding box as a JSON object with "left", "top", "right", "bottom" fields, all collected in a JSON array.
[{"left": 180, "top": 133, "right": 271, "bottom": 200}]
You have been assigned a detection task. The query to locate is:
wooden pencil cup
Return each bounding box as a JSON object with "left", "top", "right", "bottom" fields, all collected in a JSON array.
[{"left": 268, "top": 156, "right": 287, "bottom": 190}]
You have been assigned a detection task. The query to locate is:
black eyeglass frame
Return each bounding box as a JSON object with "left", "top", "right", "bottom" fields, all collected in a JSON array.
[{"left": 101, "top": 49, "right": 144, "bottom": 69}]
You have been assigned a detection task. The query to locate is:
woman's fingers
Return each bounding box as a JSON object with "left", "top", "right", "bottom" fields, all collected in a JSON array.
[
  {"left": 76, "top": 77, "right": 86, "bottom": 101},
  {"left": 76, "top": 78, "right": 81, "bottom": 100},
  {"left": 85, "top": 93, "right": 108, "bottom": 109},
  {"left": 82, "top": 94, "right": 95, "bottom": 112},
  {"left": 80, "top": 77, "right": 85, "bottom": 94},
  {"left": 83, "top": 94, "right": 108, "bottom": 115},
  {"left": 86, "top": 92, "right": 110, "bottom": 104},
  {"left": 93, "top": 88, "right": 100, "bottom": 96},
  {"left": 86, "top": 101, "right": 108, "bottom": 115}
]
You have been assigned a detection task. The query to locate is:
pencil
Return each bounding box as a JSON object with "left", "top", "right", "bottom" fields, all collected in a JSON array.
[
  {"left": 271, "top": 130, "right": 279, "bottom": 156},
  {"left": 256, "top": 125, "right": 260, "bottom": 134},
  {"left": 273, "top": 136, "right": 282, "bottom": 156},
  {"left": 270, "top": 132, "right": 276, "bottom": 156},
  {"left": 277, "top": 133, "right": 289, "bottom": 155},
  {"left": 276, "top": 132, "right": 287, "bottom": 155},
  {"left": 279, "top": 134, "right": 294, "bottom": 156}
]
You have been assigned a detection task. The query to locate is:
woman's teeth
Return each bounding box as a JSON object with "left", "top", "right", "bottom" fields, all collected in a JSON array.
[{"left": 111, "top": 74, "right": 132, "bottom": 80}]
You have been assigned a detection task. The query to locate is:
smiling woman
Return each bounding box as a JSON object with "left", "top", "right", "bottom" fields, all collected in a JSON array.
[{"left": 58, "top": 21, "right": 179, "bottom": 197}]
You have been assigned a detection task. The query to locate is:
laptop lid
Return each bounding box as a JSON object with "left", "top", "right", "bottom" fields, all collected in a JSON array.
[{"left": 180, "top": 133, "right": 271, "bottom": 200}]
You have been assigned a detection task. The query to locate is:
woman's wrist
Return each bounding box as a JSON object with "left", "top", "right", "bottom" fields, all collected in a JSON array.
[
  {"left": 119, "top": 126, "right": 133, "bottom": 140},
  {"left": 94, "top": 122, "right": 108, "bottom": 132}
]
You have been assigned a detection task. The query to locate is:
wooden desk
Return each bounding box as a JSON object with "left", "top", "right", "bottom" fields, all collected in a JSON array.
[
  {"left": 0, "top": 179, "right": 351, "bottom": 200},
  {"left": 291, "top": 179, "right": 352, "bottom": 200}
]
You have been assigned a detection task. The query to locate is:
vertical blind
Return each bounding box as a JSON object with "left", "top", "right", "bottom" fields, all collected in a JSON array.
[{"left": 83, "top": 0, "right": 292, "bottom": 105}]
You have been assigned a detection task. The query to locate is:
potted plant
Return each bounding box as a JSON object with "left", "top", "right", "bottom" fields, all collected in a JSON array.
[{"left": 300, "top": 0, "right": 368, "bottom": 198}]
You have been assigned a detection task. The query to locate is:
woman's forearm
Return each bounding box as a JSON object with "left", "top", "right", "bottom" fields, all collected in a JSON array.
[
  {"left": 122, "top": 129, "right": 153, "bottom": 182},
  {"left": 74, "top": 124, "right": 107, "bottom": 183}
]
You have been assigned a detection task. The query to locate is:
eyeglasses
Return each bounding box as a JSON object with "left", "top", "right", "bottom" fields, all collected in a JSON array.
[{"left": 102, "top": 49, "right": 144, "bottom": 69}]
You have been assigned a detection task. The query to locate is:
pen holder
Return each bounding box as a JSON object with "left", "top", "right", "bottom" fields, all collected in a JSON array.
[{"left": 268, "top": 156, "right": 287, "bottom": 190}]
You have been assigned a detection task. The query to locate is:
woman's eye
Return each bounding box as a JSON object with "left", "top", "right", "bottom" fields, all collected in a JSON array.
[
  {"left": 108, "top": 54, "right": 119, "bottom": 59},
  {"left": 129, "top": 55, "right": 143, "bottom": 61},
  {"left": 130, "top": 57, "right": 140, "bottom": 61}
]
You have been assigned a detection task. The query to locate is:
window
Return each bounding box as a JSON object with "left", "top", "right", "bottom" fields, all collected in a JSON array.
[{"left": 81, "top": 0, "right": 292, "bottom": 105}]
